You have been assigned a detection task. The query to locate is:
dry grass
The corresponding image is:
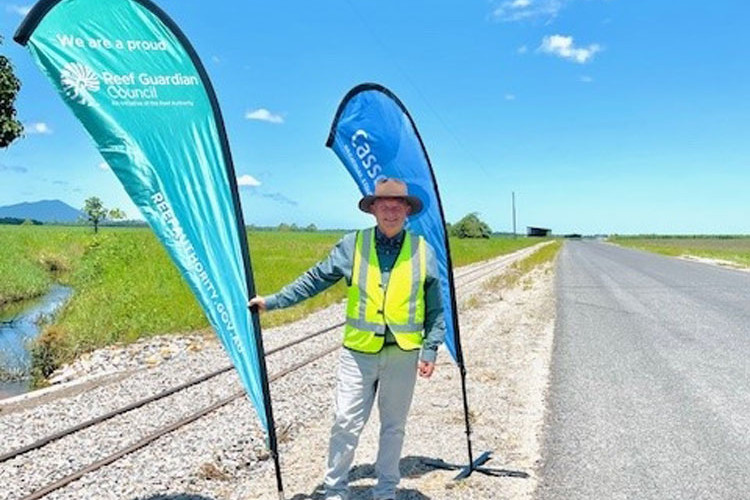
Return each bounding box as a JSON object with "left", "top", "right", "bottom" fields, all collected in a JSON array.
[
  {"left": 611, "top": 236, "right": 750, "bottom": 268},
  {"left": 197, "top": 462, "right": 231, "bottom": 481},
  {"left": 482, "top": 241, "right": 562, "bottom": 296}
]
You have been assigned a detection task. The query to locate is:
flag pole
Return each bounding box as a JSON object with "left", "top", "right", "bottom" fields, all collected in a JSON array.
[
  {"left": 409, "top": 100, "right": 527, "bottom": 481},
  {"left": 425, "top": 180, "right": 492, "bottom": 480},
  {"left": 248, "top": 303, "right": 285, "bottom": 499}
]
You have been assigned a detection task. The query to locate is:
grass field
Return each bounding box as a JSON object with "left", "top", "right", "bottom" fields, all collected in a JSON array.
[
  {"left": 611, "top": 236, "right": 750, "bottom": 268},
  {"left": 0, "top": 225, "right": 544, "bottom": 372},
  {"left": 448, "top": 236, "right": 547, "bottom": 267},
  {"left": 0, "top": 225, "right": 86, "bottom": 306}
]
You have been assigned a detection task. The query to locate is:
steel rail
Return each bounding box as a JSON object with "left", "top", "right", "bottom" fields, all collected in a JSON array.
[
  {"left": 20, "top": 343, "right": 341, "bottom": 500},
  {"left": 0, "top": 321, "right": 343, "bottom": 464}
]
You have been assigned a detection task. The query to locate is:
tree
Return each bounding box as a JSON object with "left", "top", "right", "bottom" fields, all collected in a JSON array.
[
  {"left": 305, "top": 223, "right": 317, "bottom": 232},
  {"left": 0, "top": 36, "right": 24, "bottom": 148},
  {"left": 451, "top": 212, "right": 492, "bottom": 239},
  {"left": 108, "top": 208, "right": 126, "bottom": 221},
  {"left": 82, "top": 197, "right": 125, "bottom": 233}
]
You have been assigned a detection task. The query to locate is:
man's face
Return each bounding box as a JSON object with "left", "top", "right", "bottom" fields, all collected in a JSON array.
[{"left": 371, "top": 197, "right": 411, "bottom": 237}]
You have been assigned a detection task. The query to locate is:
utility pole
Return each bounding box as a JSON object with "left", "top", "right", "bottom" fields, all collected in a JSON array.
[{"left": 512, "top": 191, "right": 517, "bottom": 238}]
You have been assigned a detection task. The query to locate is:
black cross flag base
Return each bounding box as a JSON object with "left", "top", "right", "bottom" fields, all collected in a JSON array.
[{"left": 421, "top": 451, "right": 530, "bottom": 481}]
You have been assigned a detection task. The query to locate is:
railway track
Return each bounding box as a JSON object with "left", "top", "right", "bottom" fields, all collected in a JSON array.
[
  {"left": 0, "top": 244, "right": 544, "bottom": 500},
  {"left": 452, "top": 243, "right": 546, "bottom": 288}
]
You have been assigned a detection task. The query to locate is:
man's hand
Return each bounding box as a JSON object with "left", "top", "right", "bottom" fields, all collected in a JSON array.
[
  {"left": 418, "top": 360, "right": 435, "bottom": 378},
  {"left": 248, "top": 296, "right": 267, "bottom": 311}
]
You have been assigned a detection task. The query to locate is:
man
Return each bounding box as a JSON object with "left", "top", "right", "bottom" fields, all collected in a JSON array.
[{"left": 249, "top": 177, "right": 445, "bottom": 500}]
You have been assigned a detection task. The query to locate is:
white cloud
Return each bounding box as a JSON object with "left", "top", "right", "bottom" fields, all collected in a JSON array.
[
  {"left": 99, "top": 162, "right": 110, "bottom": 170},
  {"left": 6, "top": 4, "right": 31, "bottom": 16},
  {"left": 245, "top": 108, "right": 284, "bottom": 124},
  {"left": 517, "top": 45, "right": 529, "bottom": 54},
  {"left": 211, "top": 55, "right": 221, "bottom": 64},
  {"left": 492, "top": 0, "right": 564, "bottom": 23},
  {"left": 580, "top": 75, "right": 594, "bottom": 83},
  {"left": 26, "top": 122, "right": 52, "bottom": 134},
  {"left": 539, "top": 35, "right": 601, "bottom": 64},
  {"left": 237, "top": 174, "right": 261, "bottom": 187},
  {"left": 505, "top": 94, "right": 516, "bottom": 101}
]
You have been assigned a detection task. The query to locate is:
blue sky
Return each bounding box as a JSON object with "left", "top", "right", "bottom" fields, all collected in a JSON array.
[{"left": 1, "top": 0, "right": 748, "bottom": 235}]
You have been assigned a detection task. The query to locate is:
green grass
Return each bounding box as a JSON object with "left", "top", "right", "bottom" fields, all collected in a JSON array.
[
  {"left": 0, "top": 225, "right": 549, "bottom": 372},
  {"left": 250, "top": 231, "right": 347, "bottom": 328},
  {"left": 611, "top": 236, "right": 750, "bottom": 268},
  {"left": 514, "top": 239, "right": 562, "bottom": 273},
  {"left": 482, "top": 240, "right": 562, "bottom": 293},
  {"left": 0, "top": 225, "right": 88, "bottom": 306},
  {"left": 448, "top": 236, "right": 544, "bottom": 267},
  {"left": 57, "top": 230, "right": 348, "bottom": 356}
]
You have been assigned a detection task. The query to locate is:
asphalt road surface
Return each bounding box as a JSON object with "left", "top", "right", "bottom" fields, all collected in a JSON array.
[{"left": 538, "top": 241, "right": 750, "bottom": 500}]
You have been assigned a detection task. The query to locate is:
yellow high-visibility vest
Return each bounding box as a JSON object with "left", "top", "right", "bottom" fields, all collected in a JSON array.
[{"left": 344, "top": 227, "right": 427, "bottom": 353}]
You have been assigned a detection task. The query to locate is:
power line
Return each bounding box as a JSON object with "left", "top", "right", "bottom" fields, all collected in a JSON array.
[{"left": 343, "top": 0, "right": 499, "bottom": 182}]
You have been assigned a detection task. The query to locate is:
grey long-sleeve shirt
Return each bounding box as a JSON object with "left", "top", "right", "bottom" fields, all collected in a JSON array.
[{"left": 265, "top": 227, "right": 446, "bottom": 362}]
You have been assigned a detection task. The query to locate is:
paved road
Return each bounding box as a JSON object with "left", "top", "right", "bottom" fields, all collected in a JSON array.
[{"left": 538, "top": 241, "right": 750, "bottom": 500}]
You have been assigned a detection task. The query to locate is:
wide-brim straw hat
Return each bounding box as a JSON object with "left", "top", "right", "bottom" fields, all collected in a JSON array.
[{"left": 358, "top": 178, "right": 423, "bottom": 215}]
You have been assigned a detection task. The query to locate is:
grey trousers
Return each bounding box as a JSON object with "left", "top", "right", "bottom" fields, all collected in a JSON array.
[{"left": 323, "top": 345, "right": 419, "bottom": 500}]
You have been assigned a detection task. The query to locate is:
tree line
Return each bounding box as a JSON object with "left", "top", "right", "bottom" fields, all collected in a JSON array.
[
  {"left": 4, "top": 203, "right": 497, "bottom": 239},
  {"left": 0, "top": 217, "right": 43, "bottom": 225}
]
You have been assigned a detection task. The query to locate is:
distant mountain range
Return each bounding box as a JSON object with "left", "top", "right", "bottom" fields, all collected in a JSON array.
[{"left": 0, "top": 200, "right": 83, "bottom": 223}]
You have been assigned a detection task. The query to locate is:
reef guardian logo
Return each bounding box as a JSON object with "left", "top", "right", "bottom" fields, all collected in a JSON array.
[
  {"left": 59, "top": 62, "right": 200, "bottom": 107},
  {"left": 60, "top": 62, "right": 100, "bottom": 106},
  {"left": 99, "top": 71, "right": 199, "bottom": 103}
]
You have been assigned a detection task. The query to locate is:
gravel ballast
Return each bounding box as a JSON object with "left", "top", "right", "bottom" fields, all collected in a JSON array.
[{"left": 0, "top": 247, "right": 556, "bottom": 500}]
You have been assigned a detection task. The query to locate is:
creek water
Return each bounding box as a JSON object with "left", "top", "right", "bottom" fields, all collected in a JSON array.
[{"left": 0, "top": 285, "right": 73, "bottom": 399}]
